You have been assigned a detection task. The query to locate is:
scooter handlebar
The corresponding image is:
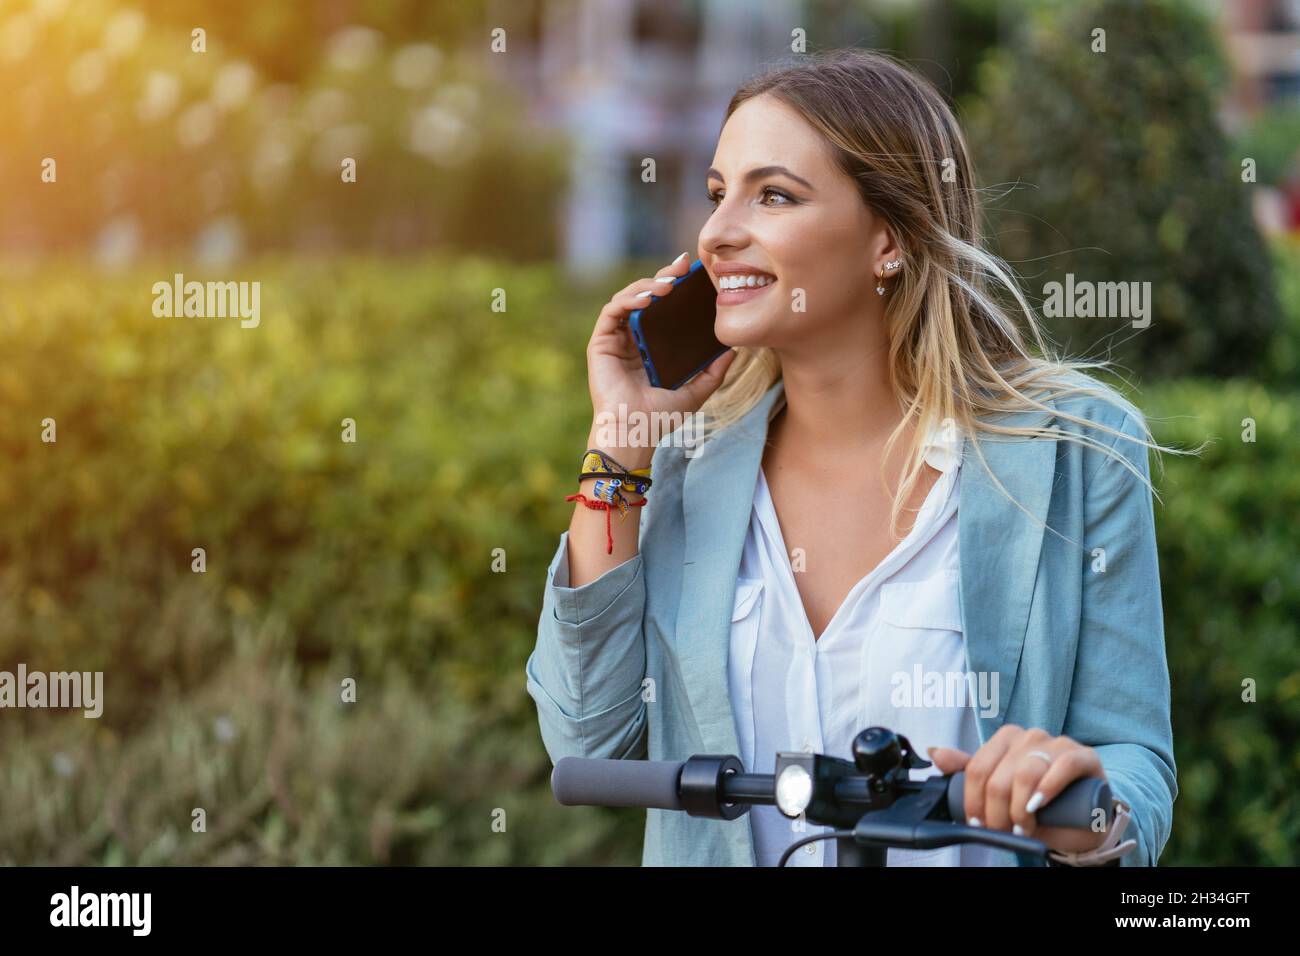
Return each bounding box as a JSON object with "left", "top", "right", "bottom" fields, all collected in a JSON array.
[
  {"left": 552, "top": 756, "right": 1113, "bottom": 832},
  {"left": 946, "top": 770, "right": 1112, "bottom": 831},
  {"left": 552, "top": 757, "right": 686, "bottom": 812}
]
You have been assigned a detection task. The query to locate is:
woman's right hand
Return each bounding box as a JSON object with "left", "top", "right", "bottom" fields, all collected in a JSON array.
[{"left": 586, "top": 251, "right": 737, "bottom": 461}]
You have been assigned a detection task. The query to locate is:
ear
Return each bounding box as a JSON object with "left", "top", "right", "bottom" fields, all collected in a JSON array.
[{"left": 875, "top": 225, "right": 902, "bottom": 276}]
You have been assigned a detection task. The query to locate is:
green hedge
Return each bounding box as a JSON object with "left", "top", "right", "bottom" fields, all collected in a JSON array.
[
  {"left": 0, "top": 258, "right": 1294, "bottom": 864},
  {"left": 0, "top": 257, "right": 633, "bottom": 864},
  {"left": 1140, "top": 378, "right": 1300, "bottom": 865}
]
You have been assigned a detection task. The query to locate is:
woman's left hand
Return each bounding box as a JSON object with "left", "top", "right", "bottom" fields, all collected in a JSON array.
[{"left": 927, "top": 724, "right": 1109, "bottom": 854}]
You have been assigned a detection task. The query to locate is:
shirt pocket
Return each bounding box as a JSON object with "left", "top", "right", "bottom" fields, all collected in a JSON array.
[
  {"left": 731, "top": 577, "right": 765, "bottom": 623},
  {"left": 864, "top": 571, "right": 967, "bottom": 732},
  {"left": 727, "top": 577, "right": 765, "bottom": 771},
  {"left": 878, "top": 572, "right": 963, "bottom": 633}
]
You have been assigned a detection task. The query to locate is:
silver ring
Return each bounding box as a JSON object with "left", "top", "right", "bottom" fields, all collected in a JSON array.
[{"left": 1026, "top": 750, "right": 1053, "bottom": 767}]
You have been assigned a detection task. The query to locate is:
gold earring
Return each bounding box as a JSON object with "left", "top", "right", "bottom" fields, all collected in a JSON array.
[{"left": 876, "top": 266, "right": 886, "bottom": 296}]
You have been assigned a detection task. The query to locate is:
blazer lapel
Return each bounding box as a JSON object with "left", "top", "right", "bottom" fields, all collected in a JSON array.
[
  {"left": 957, "top": 405, "right": 1059, "bottom": 745},
  {"left": 676, "top": 379, "right": 785, "bottom": 758}
]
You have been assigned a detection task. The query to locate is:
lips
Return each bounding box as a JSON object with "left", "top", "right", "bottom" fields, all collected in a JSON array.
[{"left": 716, "top": 277, "right": 776, "bottom": 306}]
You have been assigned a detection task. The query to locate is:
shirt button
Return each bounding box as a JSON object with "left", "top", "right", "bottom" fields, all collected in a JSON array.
[{"left": 804, "top": 843, "right": 817, "bottom": 855}]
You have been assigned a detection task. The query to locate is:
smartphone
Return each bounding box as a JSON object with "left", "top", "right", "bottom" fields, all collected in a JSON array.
[{"left": 627, "top": 258, "right": 728, "bottom": 390}]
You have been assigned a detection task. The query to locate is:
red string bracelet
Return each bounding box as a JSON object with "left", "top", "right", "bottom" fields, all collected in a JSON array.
[{"left": 565, "top": 493, "right": 648, "bottom": 554}]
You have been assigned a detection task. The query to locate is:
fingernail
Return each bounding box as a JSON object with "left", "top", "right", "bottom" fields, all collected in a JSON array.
[
  {"left": 968, "top": 817, "right": 981, "bottom": 827},
  {"left": 635, "top": 290, "right": 654, "bottom": 298},
  {"left": 1013, "top": 824, "right": 1025, "bottom": 837},
  {"left": 654, "top": 276, "right": 675, "bottom": 284},
  {"left": 1025, "top": 791, "right": 1045, "bottom": 814},
  {"left": 673, "top": 251, "right": 690, "bottom": 263}
]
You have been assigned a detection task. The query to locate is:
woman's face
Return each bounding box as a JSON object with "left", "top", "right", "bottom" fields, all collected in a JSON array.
[{"left": 699, "top": 94, "right": 890, "bottom": 351}]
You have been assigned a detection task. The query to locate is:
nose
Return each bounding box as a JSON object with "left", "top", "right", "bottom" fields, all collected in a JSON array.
[{"left": 698, "top": 194, "right": 752, "bottom": 264}]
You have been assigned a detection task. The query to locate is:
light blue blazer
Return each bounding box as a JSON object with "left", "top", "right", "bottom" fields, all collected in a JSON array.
[{"left": 526, "top": 372, "right": 1177, "bottom": 866}]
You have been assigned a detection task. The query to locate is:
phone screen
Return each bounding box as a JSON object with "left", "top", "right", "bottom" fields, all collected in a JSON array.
[{"left": 629, "top": 260, "right": 727, "bottom": 390}]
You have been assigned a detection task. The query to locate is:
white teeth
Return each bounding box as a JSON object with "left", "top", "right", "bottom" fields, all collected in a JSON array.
[{"left": 720, "top": 274, "right": 774, "bottom": 289}]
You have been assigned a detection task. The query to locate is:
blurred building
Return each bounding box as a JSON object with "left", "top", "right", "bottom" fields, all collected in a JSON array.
[
  {"left": 1215, "top": 0, "right": 1300, "bottom": 233},
  {"left": 1217, "top": 0, "right": 1300, "bottom": 121},
  {"left": 485, "top": 0, "right": 1300, "bottom": 269},
  {"left": 485, "top": 0, "right": 806, "bottom": 280}
]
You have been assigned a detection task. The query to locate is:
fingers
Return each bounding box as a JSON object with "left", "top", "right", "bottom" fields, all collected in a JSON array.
[
  {"left": 1015, "top": 741, "right": 1104, "bottom": 839},
  {"left": 588, "top": 300, "right": 640, "bottom": 361},
  {"left": 982, "top": 728, "right": 1055, "bottom": 832},
  {"left": 924, "top": 746, "right": 970, "bottom": 775},
  {"left": 591, "top": 295, "right": 638, "bottom": 341},
  {"left": 654, "top": 250, "right": 694, "bottom": 280},
  {"left": 616, "top": 254, "right": 694, "bottom": 325},
  {"left": 591, "top": 252, "right": 694, "bottom": 342},
  {"left": 959, "top": 723, "right": 1021, "bottom": 828},
  {"left": 993, "top": 733, "right": 1066, "bottom": 837},
  {"left": 962, "top": 729, "right": 1106, "bottom": 845}
]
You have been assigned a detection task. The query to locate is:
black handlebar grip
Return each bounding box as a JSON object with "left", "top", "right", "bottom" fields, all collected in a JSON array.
[
  {"left": 551, "top": 757, "right": 685, "bottom": 811},
  {"left": 947, "top": 772, "right": 1112, "bottom": 830}
]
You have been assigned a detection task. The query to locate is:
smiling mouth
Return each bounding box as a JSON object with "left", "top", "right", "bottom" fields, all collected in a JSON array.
[
  {"left": 717, "top": 273, "right": 776, "bottom": 290},
  {"left": 716, "top": 276, "right": 777, "bottom": 305}
]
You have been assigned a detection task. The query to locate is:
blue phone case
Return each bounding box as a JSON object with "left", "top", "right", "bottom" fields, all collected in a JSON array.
[{"left": 627, "top": 258, "right": 726, "bottom": 390}]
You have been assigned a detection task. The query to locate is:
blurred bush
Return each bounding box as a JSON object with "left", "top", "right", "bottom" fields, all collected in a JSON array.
[
  {"left": 0, "top": 252, "right": 1295, "bottom": 865},
  {"left": 0, "top": 256, "right": 644, "bottom": 864},
  {"left": 1233, "top": 101, "right": 1300, "bottom": 188},
  {"left": 871, "top": 0, "right": 1030, "bottom": 102},
  {"left": 128, "top": 0, "right": 490, "bottom": 85},
  {"left": 1265, "top": 237, "right": 1300, "bottom": 385},
  {"left": 0, "top": 0, "right": 566, "bottom": 260},
  {"left": 1140, "top": 376, "right": 1300, "bottom": 866},
  {"left": 965, "top": 0, "right": 1279, "bottom": 380}
]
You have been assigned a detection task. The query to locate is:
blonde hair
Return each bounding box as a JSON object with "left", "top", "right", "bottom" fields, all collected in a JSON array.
[{"left": 694, "top": 48, "right": 1197, "bottom": 546}]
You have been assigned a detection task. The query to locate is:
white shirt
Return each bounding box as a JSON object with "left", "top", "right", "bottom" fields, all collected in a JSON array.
[{"left": 727, "top": 401, "right": 1016, "bottom": 867}]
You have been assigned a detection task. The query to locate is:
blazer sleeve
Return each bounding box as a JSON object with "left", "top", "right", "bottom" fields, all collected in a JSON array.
[
  {"left": 1061, "top": 407, "right": 1178, "bottom": 866},
  {"left": 524, "top": 529, "right": 650, "bottom": 763}
]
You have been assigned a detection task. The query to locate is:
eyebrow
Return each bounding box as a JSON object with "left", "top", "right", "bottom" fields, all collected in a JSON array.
[{"left": 706, "top": 164, "right": 814, "bottom": 191}]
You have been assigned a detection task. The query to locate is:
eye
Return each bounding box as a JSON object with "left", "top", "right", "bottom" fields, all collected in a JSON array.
[
  {"left": 758, "top": 187, "right": 793, "bottom": 207},
  {"left": 706, "top": 186, "right": 794, "bottom": 209}
]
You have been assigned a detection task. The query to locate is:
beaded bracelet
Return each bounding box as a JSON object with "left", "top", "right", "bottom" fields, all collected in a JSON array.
[
  {"left": 566, "top": 448, "right": 653, "bottom": 554},
  {"left": 578, "top": 471, "right": 652, "bottom": 495},
  {"left": 580, "top": 450, "right": 651, "bottom": 482}
]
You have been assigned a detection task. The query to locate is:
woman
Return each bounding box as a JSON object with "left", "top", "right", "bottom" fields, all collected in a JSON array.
[{"left": 525, "top": 49, "right": 1177, "bottom": 867}]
